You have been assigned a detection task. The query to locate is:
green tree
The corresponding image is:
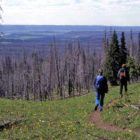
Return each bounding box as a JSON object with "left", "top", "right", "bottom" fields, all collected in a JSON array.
[
  {"left": 136, "top": 33, "right": 140, "bottom": 74},
  {"left": 127, "top": 57, "right": 139, "bottom": 81},
  {"left": 120, "top": 32, "right": 127, "bottom": 65},
  {"left": 104, "top": 31, "right": 120, "bottom": 85}
]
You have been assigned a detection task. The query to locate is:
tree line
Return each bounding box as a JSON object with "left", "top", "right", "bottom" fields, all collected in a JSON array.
[
  {"left": 0, "top": 42, "right": 99, "bottom": 100},
  {"left": 104, "top": 31, "right": 140, "bottom": 85}
]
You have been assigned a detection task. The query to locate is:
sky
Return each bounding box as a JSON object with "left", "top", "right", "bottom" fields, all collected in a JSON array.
[{"left": 2, "top": 0, "right": 140, "bottom": 26}]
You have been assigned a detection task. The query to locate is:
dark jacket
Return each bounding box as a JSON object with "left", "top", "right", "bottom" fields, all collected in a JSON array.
[{"left": 118, "top": 67, "right": 130, "bottom": 81}]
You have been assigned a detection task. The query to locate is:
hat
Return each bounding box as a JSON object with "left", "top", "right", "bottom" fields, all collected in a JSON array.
[{"left": 122, "top": 64, "right": 126, "bottom": 68}]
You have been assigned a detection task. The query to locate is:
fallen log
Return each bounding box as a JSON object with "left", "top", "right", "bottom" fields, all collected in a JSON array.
[
  {"left": 130, "top": 104, "right": 140, "bottom": 110},
  {"left": 0, "top": 119, "right": 24, "bottom": 131}
]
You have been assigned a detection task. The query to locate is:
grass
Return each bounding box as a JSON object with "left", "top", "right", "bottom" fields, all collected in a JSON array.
[
  {"left": 0, "top": 84, "right": 140, "bottom": 139},
  {"left": 102, "top": 83, "right": 140, "bottom": 131}
]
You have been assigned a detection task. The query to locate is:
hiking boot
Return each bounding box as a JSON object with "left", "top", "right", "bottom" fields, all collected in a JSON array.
[
  {"left": 100, "top": 108, "right": 103, "bottom": 112},
  {"left": 94, "top": 105, "right": 98, "bottom": 111},
  {"left": 120, "top": 94, "right": 123, "bottom": 98}
]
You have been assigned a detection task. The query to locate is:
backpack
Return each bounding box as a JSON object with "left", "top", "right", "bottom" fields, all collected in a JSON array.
[
  {"left": 119, "top": 69, "right": 126, "bottom": 79},
  {"left": 95, "top": 75, "right": 108, "bottom": 93}
]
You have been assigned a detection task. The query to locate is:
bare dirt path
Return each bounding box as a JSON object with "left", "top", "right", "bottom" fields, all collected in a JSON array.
[
  {"left": 90, "top": 110, "right": 128, "bottom": 132},
  {"left": 90, "top": 98, "right": 140, "bottom": 136}
]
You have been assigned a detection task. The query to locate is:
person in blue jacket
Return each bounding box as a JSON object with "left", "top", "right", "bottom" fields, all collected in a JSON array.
[{"left": 94, "top": 69, "right": 108, "bottom": 111}]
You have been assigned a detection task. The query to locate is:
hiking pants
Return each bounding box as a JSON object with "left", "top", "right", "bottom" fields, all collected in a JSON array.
[
  {"left": 95, "top": 91, "right": 105, "bottom": 109},
  {"left": 120, "top": 79, "right": 127, "bottom": 95}
]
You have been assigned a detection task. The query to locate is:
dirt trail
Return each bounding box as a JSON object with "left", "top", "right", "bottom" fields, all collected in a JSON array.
[
  {"left": 90, "top": 98, "right": 140, "bottom": 136},
  {"left": 90, "top": 110, "right": 128, "bottom": 132}
]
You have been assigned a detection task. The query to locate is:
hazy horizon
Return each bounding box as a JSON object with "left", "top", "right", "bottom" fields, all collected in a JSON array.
[{"left": 2, "top": 24, "right": 140, "bottom": 27}]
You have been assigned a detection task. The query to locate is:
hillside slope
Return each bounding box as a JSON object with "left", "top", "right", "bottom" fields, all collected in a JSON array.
[{"left": 0, "top": 83, "right": 140, "bottom": 139}]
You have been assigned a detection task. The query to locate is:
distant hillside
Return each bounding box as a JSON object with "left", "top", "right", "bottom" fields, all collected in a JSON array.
[
  {"left": 0, "top": 25, "right": 140, "bottom": 56},
  {"left": 1, "top": 25, "right": 140, "bottom": 32}
]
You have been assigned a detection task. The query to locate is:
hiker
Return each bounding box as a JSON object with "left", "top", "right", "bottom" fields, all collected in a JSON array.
[
  {"left": 94, "top": 69, "right": 108, "bottom": 111},
  {"left": 118, "top": 64, "right": 130, "bottom": 97}
]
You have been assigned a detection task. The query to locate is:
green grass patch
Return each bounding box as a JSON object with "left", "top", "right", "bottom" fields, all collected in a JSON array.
[
  {"left": 102, "top": 83, "right": 140, "bottom": 131},
  {"left": 0, "top": 84, "right": 140, "bottom": 139}
]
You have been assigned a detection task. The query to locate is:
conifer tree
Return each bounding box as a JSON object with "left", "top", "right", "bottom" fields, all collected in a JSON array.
[
  {"left": 127, "top": 56, "right": 139, "bottom": 81},
  {"left": 120, "top": 32, "right": 127, "bottom": 65},
  {"left": 104, "top": 31, "right": 120, "bottom": 85},
  {"left": 136, "top": 33, "right": 140, "bottom": 77},
  {"left": 136, "top": 33, "right": 140, "bottom": 66}
]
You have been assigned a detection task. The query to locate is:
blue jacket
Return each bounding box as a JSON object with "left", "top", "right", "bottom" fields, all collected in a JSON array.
[{"left": 94, "top": 75, "right": 108, "bottom": 93}]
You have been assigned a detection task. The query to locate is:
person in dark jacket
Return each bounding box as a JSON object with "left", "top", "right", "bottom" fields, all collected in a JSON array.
[
  {"left": 94, "top": 69, "right": 108, "bottom": 111},
  {"left": 118, "top": 64, "right": 129, "bottom": 97}
]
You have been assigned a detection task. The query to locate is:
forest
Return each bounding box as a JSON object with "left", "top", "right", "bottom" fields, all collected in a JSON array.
[{"left": 0, "top": 29, "right": 140, "bottom": 101}]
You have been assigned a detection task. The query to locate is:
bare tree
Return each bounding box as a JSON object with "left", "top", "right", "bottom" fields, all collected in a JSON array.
[{"left": 0, "top": 39, "right": 100, "bottom": 100}]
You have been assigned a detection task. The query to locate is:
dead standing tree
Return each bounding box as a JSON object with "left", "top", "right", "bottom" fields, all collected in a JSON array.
[{"left": 0, "top": 39, "right": 98, "bottom": 100}]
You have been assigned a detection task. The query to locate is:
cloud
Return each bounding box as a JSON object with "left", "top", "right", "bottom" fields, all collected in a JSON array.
[
  {"left": 3, "top": 0, "right": 81, "bottom": 8},
  {"left": 2, "top": 0, "right": 140, "bottom": 25}
]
